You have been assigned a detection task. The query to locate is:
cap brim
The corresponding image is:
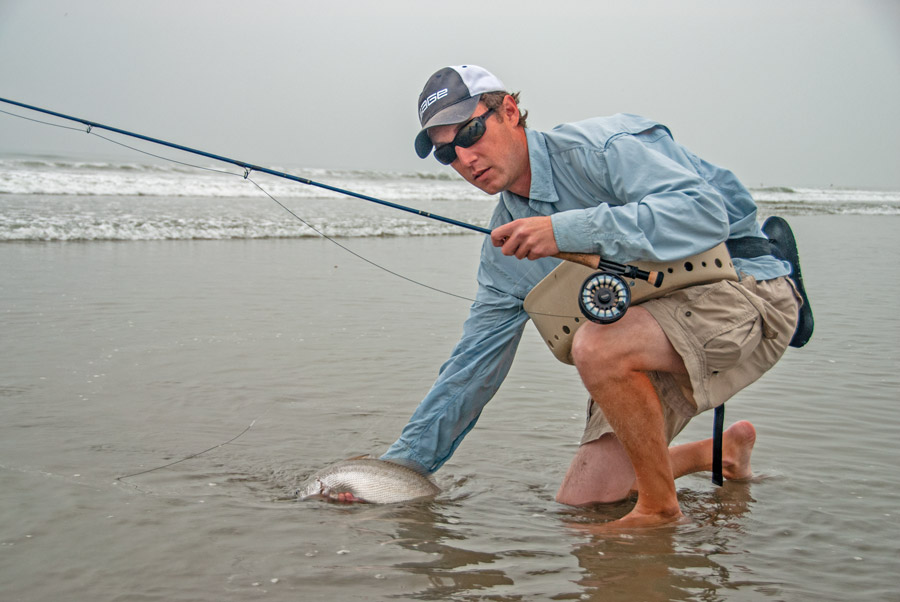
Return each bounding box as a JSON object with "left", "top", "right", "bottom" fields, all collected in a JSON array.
[{"left": 414, "top": 96, "right": 481, "bottom": 158}]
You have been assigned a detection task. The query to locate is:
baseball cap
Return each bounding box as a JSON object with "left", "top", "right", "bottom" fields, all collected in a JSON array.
[{"left": 414, "top": 65, "right": 505, "bottom": 159}]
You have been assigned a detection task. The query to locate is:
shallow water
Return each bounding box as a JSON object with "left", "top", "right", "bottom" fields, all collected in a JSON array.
[{"left": 1, "top": 215, "right": 898, "bottom": 601}]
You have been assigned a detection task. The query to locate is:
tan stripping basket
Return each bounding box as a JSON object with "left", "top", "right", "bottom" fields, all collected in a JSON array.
[{"left": 523, "top": 243, "right": 738, "bottom": 365}]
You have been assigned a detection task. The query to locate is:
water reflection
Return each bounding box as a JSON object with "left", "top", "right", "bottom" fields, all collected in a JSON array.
[
  {"left": 567, "top": 481, "right": 758, "bottom": 601},
  {"left": 378, "top": 502, "right": 515, "bottom": 600},
  {"left": 335, "top": 479, "right": 762, "bottom": 601}
]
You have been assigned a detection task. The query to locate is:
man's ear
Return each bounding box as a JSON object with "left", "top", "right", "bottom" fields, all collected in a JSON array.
[{"left": 502, "top": 94, "right": 521, "bottom": 126}]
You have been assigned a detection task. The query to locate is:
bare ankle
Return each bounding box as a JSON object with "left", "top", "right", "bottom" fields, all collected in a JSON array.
[{"left": 602, "top": 504, "right": 685, "bottom": 529}]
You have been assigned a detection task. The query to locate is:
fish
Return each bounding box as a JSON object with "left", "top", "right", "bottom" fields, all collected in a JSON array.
[{"left": 298, "top": 458, "right": 440, "bottom": 504}]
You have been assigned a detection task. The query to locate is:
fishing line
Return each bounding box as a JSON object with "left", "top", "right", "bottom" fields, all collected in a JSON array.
[
  {"left": 2, "top": 106, "right": 231, "bottom": 178},
  {"left": 0, "top": 103, "right": 479, "bottom": 302},
  {"left": 2, "top": 101, "right": 495, "bottom": 477},
  {"left": 3, "top": 101, "right": 595, "bottom": 491},
  {"left": 115, "top": 415, "right": 263, "bottom": 488},
  {"left": 91, "top": 130, "right": 479, "bottom": 301},
  {"left": 0, "top": 107, "right": 86, "bottom": 133},
  {"left": 1, "top": 100, "right": 592, "bottom": 484},
  {"left": 1, "top": 99, "right": 585, "bottom": 320},
  {"left": 244, "top": 177, "right": 477, "bottom": 302},
  {"left": 0, "top": 97, "right": 492, "bottom": 233}
]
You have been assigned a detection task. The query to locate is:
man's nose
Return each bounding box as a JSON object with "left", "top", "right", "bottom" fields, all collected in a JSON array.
[{"left": 455, "top": 145, "right": 477, "bottom": 166}]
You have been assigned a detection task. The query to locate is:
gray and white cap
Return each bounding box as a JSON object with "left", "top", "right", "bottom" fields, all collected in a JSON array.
[{"left": 414, "top": 65, "right": 505, "bottom": 159}]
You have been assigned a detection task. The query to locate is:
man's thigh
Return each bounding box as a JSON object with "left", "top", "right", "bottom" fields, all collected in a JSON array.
[
  {"left": 571, "top": 305, "right": 688, "bottom": 376},
  {"left": 640, "top": 276, "right": 800, "bottom": 415}
]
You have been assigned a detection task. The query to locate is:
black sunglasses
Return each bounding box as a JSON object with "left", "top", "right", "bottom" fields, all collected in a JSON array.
[{"left": 433, "top": 109, "right": 495, "bottom": 165}]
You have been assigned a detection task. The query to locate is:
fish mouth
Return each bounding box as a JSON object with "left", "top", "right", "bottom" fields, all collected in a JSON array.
[{"left": 298, "top": 477, "right": 328, "bottom": 501}]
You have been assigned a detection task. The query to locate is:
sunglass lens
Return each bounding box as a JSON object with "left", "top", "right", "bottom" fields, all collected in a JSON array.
[
  {"left": 434, "top": 145, "right": 457, "bottom": 165},
  {"left": 432, "top": 110, "right": 492, "bottom": 164},
  {"left": 456, "top": 119, "right": 485, "bottom": 148}
]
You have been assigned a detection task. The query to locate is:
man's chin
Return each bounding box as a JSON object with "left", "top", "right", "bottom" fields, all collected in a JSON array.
[{"left": 471, "top": 175, "right": 502, "bottom": 196}]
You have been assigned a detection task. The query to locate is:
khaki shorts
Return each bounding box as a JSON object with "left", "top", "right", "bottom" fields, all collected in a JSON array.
[{"left": 581, "top": 275, "right": 801, "bottom": 445}]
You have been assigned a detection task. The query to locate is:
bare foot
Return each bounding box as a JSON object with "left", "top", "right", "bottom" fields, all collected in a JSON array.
[
  {"left": 722, "top": 420, "right": 756, "bottom": 480},
  {"left": 571, "top": 506, "right": 688, "bottom": 534}
]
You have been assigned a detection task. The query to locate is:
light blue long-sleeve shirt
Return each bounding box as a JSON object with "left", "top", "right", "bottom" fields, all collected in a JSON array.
[{"left": 382, "top": 114, "right": 791, "bottom": 473}]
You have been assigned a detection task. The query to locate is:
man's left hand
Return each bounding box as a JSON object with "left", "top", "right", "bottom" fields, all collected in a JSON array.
[{"left": 491, "top": 216, "right": 559, "bottom": 260}]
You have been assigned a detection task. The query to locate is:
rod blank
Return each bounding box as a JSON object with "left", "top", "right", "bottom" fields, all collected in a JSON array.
[{"left": 0, "top": 96, "right": 491, "bottom": 235}]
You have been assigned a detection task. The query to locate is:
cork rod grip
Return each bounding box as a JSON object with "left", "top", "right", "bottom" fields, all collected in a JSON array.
[
  {"left": 554, "top": 252, "right": 601, "bottom": 269},
  {"left": 554, "top": 253, "right": 664, "bottom": 288}
]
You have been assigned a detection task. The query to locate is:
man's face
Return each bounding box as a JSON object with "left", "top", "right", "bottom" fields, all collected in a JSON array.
[{"left": 428, "top": 98, "right": 529, "bottom": 196}]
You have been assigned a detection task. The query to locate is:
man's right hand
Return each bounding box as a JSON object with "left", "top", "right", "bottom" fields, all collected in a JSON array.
[{"left": 491, "top": 216, "right": 559, "bottom": 260}]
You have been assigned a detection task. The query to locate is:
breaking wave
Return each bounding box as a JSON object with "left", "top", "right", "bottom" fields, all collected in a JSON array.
[{"left": 1, "top": 156, "right": 897, "bottom": 241}]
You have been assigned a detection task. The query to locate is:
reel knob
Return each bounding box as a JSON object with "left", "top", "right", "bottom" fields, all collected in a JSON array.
[{"left": 578, "top": 272, "right": 631, "bottom": 324}]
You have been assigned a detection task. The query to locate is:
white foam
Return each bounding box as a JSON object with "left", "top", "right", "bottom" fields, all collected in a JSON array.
[{"left": 1, "top": 158, "right": 897, "bottom": 241}]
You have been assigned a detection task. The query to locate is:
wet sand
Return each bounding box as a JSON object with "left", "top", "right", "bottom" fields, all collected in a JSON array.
[{"left": 1, "top": 215, "right": 898, "bottom": 601}]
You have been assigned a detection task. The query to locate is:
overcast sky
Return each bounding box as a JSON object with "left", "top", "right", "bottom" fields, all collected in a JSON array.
[{"left": 1, "top": 0, "right": 898, "bottom": 189}]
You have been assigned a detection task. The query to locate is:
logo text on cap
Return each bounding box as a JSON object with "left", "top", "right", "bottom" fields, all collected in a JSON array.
[{"left": 419, "top": 88, "right": 448, "bottom": 119}]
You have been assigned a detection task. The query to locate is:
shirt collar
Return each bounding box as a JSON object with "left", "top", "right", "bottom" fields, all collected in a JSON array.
[{"left": 524, "top": 129, "right": 559, "bottom": 204}]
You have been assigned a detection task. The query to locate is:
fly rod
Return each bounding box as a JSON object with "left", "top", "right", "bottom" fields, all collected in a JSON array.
[
  {"left": 0, "top": 96, "right": 663, "bottom": 320},
  {"left": 0, "top": 96, "right": 490, "bottom": 235}
]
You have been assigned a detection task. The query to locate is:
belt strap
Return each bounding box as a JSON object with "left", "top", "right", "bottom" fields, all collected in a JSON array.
[{"left": 725, "top": 236, "right": 778, "bottom": 259}]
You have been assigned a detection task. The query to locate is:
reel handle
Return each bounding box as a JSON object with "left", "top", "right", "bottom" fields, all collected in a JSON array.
[{"left": 555, "top": 252, "right": 664, "bottom": 288}]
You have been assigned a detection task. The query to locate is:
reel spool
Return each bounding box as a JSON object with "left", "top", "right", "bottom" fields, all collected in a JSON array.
[{"left": 578, "top": 272, "right": 631, "bottom": 324}]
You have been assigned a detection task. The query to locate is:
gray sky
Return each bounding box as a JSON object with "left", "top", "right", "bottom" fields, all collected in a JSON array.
[{"left": 1, "top": 0, "right": 898, "bottom": 189}]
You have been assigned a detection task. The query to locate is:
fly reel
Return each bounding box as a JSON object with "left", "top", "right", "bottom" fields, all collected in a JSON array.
[{"left": 578, "top": 271, "right": 632, "bottom": 324}]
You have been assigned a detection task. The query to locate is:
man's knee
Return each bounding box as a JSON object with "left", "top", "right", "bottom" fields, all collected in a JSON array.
[
  {"left": 572, "top": 307, "right": 686, "bottom": 378},
  {"left": 570, "top": 310, "right": 648, "bottom": 376},
  {"left": 556, "top": 434, "right": 635, "bottom": 505},
  {"left": 570, "top": 322, "right": 612, "bottom": 368}
]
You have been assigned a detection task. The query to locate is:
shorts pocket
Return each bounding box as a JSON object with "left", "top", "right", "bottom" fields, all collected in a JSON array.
[
  {"left": 675, "top": 280, "right": 762, "bottom": 372},
  {"left": 704, "top": 314, "right": 763, "bottom": 370}
]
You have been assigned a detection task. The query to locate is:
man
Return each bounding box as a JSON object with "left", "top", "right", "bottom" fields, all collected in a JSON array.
[{"left": 382, "top": 65, "right": 802, "bottom": 527}]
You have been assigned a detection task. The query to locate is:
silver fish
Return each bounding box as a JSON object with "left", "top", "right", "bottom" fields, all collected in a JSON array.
[{"left": 299, "top": 458, "right": 440, "bottom": 504}]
